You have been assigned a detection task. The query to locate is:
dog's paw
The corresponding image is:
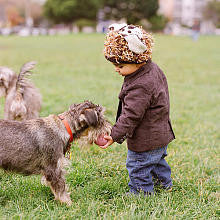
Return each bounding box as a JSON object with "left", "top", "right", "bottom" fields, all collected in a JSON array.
[{"left": 59, "top": 193, "right": 72, "bottom": 206}]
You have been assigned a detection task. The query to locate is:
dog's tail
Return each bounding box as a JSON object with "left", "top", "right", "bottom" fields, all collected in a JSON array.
[{"left": 16, "top": 61, "right": 37, "bottom": 94}]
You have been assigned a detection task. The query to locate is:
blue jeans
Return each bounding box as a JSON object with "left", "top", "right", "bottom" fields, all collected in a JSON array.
[{"left": 126, "top": 146, "right": 172, "bottom": 194}]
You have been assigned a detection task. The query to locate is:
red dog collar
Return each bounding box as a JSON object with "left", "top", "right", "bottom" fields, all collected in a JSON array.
[{"left": 58, "top": 115, "right": 73, "bottom": 143}]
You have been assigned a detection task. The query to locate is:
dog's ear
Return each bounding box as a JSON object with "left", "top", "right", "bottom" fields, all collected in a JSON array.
[
  {"left": 83, "top": 109, "right": 98, "bottom": 127},
  {"left": 0, "top": 67, "right": 15, "bottom": 92},
  {"left": 0, "top": 75, "right": 10, "bottom": 97},
  {"left": 0, "top": 74, "right": 9, "bottom": 89}
]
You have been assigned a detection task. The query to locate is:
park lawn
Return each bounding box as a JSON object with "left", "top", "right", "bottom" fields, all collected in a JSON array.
[{"left": 0, "top": 34, "right": 219, "bottom": 219}]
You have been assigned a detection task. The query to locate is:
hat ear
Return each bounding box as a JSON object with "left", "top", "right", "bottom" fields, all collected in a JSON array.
[
  {"left": 124, "top": 35, "right": 147, "bottom": 54},
  {"left": 83, "top": 109, "right": 98, "bottom": 127},
  {"left": 104, "top": 23, "right": 153, "bottom": 64}
]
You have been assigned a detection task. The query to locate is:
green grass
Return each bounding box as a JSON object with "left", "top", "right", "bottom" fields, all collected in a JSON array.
[{"left": 0, "top": 34, "right": 219, "bottom": 219}]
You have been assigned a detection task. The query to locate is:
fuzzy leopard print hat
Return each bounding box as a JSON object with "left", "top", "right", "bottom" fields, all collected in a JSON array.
[{"left": 104, "top": 23, "right": 154, "bottom": 64}]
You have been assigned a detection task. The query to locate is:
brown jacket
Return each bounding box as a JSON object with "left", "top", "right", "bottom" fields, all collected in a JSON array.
[{"left": 111, "top": 60, "right": 175, "bottom": 152}]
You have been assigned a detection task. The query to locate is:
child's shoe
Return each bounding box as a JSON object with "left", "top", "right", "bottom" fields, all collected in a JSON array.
[{"left": 154, "top": 179, "right": 172, "bottom": 192}]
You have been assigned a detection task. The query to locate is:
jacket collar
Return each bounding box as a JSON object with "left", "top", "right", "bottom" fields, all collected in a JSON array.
[{"left": 124, "top": 59, "right": 152, "bottom": 84}]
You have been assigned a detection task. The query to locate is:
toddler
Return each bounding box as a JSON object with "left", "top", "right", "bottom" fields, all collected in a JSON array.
[{"left": 100, "top": 24, "right": 175, "bottom": 195}]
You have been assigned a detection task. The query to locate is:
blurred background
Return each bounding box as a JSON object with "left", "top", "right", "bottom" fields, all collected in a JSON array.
[{"left": 0, "top": 0, "right": 219, "bottom": 36}]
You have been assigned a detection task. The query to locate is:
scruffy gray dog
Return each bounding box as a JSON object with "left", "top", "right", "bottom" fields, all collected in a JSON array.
[
  {"left": 0, "top": 61, "right": 41, "bottom": 120},
  {"left": 0, "top": 101, "right": 111, "bottom": 206}
]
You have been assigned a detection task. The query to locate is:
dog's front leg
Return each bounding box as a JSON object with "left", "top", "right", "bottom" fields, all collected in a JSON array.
[
  {"left": 41, "top": 175, "right": 49, "bottom": 186},
  {"left": 43, "top": 166, "right": 72, "bottom": 206}
]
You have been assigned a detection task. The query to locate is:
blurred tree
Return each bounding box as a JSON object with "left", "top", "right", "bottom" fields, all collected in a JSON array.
[
  {"left": 101, "top": 0, "right": 159, "bottom": 24},
  {"left": 0, "top": 0, "right": 44, "bottom": 27},
  {"left": 148, "top": 14, "right": 168, "bottom": 32},
  {"left": 44, "top": 0, "right": 101, "bottom": 24},
  {"left": 74, "top": 19, "right": 96, "bottom": 32},
  {"left": 6, "top": 6, "right": 24, "bottom": 26},
  {"left": 203, "top": 0, "right": 220, "bottom": 28}
]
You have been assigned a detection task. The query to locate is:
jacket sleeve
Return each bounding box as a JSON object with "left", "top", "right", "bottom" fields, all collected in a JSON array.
[{"left": 111, "top": 84, "right": 152, "bottom": 144}]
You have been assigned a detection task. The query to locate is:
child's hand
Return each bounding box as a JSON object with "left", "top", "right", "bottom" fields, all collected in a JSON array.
[{"left": 99, "top": 135, "right": 114, "bottom": 149}]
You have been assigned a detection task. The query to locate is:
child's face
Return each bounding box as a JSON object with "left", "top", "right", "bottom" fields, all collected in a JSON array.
[{"left": 113, "top": 63, "right": 145, "bottom": 76}]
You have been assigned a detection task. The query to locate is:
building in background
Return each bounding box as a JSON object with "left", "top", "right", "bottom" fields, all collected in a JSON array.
[
  {"left": 0, "top": 0, "right": 7, "bottom": 27},
  {"left": 159, "top": 0, "right": 209, "bottom": 26},
  {"left": 0, "top": 0, "right": 217, "bottom": 35},
  {"left": 159, "top": 0, "right": 216, "bottom": 34},
  {"left": 158, "top": 0, "right": 174, "bottom": 21},
  {"left": 174, "top": 0, "right": 208, "bottom": 26}
]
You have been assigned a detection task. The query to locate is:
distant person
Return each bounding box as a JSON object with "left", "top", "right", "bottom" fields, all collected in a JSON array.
[
  {"left": 98, "top": 23, "right": 175, "bottom": 196},
  {"left": 191, "top": 20, "right": 200, "bottom": 41}
]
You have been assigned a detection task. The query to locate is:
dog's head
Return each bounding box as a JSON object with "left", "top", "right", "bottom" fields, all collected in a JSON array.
[
  {"left": 67, "top": 101, "right": 112, "bottom": 146},
  {"left": 0, "top": 67, "right": 15, "bottom": 97},
  {"left": 69, "top": 101, "right": 105, "bottom": 127}
]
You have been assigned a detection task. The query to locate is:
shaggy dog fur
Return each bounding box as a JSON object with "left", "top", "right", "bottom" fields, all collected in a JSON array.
[
  {"left": 0, "top": 101, "right": 111, "bottom": 206},
  {"left": 0, "top": 61, "right": 41, "bottom": 120}
]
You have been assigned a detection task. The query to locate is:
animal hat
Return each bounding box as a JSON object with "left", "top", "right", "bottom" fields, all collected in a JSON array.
[{"left": 104, "top": 23, "right": 154, "bottom": 64}]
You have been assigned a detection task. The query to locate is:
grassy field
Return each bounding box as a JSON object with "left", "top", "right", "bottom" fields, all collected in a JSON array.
[{"left": 0, "top": 33, "right": 219, "bottom": 219}]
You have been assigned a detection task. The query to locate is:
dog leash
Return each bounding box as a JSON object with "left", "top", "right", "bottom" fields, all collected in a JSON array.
[{"left": 58, "top": 115, "right": 73, "bottom": 159}]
